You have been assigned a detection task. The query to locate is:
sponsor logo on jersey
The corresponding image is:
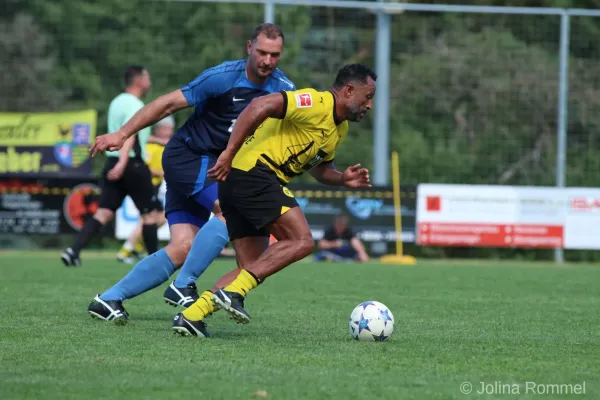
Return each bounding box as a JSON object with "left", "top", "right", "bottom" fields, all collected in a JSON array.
[{"left": 295, "top": 93, "right": 312, "bottom": 108}]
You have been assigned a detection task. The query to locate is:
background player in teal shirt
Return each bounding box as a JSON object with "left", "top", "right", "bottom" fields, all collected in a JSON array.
[{"left": 61, "top": 65, "right": 159, "bottom": 268}]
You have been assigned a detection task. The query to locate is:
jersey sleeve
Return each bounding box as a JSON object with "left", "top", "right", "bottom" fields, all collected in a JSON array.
[
  {"left": 180, "top": 70, "right": 229, "bottom": 107},
  {"left": 280, "top": 89, "right": 326, "bottom": 127}
]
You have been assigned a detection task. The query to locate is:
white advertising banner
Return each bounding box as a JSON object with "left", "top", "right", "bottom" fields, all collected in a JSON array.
[
  {"left": 416, "top": 184, "right": 600, "bottom": 249},
  {"left": 564, "top": 188, "right": 600, "bottom": 249}
]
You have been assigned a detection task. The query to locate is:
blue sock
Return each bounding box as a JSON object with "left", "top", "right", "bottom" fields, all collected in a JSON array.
[
  {"left": 174, "top": 217, "right": 229, "bottom": 288},
  {"left": 101, "top": 249, "right": 176, "bottom": 301}
]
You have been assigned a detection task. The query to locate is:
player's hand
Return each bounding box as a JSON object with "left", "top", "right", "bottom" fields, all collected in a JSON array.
[
  {"left": 342, "top": 164, "right": 371, "bottom": 188},
  {"left": 106, "top": 163, "right": 126, "bottom": 181},
  {"left": 90, "top": 132, "right": 127, "bottom": 157},
  {"left": 208, "top": 151, "right": 233, "bottom": 181}
]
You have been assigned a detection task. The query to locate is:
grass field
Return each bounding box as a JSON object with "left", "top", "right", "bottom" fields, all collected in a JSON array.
[{"left": 1, "top": 252, "right": 599, "bottom": 400}]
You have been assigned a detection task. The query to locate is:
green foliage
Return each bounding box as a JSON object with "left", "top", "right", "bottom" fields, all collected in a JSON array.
[
  {"left": 3, "top": 0, "right": 600, "bottom": 260},
  {"left": 0, "top": 13, "right": 66, "bottom": 111}
]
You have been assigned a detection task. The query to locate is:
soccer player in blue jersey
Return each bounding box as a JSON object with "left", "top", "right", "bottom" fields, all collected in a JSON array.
[{"left": 87, "top": 23, "right": 295, "bottom": 322}]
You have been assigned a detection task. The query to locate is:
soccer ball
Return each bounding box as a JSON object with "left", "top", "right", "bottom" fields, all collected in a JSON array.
[{"left": 348, "top": 301, "right": 394, "bottom": 341}]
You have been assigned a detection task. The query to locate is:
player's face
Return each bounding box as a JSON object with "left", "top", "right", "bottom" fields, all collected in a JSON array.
[
  {"left": 137, "top": 69, "right": 152, "bottom": 96},
  {"left": 247, "top": 34, "right": 283, "bottom": 80},
  {"left": 345, "top": 77, "right": 376, "bottom": 122},
  {"left": 334, "top": 215, "right": 349, "bottom": 232}
]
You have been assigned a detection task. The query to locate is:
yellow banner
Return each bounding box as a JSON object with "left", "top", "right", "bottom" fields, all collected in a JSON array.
[{"left": 0, "top": 109, "right": 97, "bottom": 146}]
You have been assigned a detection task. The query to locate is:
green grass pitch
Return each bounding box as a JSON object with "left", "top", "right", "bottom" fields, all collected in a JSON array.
[{"left": 1, "top": 252, "right": 599, "bottom": 399}]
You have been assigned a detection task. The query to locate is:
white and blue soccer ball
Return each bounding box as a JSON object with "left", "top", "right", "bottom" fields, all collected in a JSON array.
[{"left": 349, "top": 301, "right": 394, "bottom": 341}]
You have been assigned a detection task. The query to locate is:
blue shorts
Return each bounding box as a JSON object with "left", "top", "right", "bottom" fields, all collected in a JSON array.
[{"left": 161, "top": 139, "right": 219, "bottom": 227}]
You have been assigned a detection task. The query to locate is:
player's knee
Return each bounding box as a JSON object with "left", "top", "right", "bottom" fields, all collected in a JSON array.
[
  {"left": 156, "top": 213, "right": 167, "bottom": 227},
  {"left": 167, "top": 237, "right": 193, "bottom": 265},
  {"left": 94, "top": 208, "right": 113, "bottom": 225},
  {"left": 212, "top": 199, "right": 222, "bottom": 215},
  {"left": 296, "top": 237, "right": 315, "bottom": 259},
  {"left": 140, "top": 212, "right": 156, "bottom": 225}
]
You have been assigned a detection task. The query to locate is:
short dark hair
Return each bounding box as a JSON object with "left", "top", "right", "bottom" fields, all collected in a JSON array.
[
  {"left": 124, "top": 65, "right": 146, "bottom": 87},
  {"left": 251, "top": 23, "right": 284, "bottom": 45},
  {"left": 332, "top": 64, "right": 377, "bottom": 89}
]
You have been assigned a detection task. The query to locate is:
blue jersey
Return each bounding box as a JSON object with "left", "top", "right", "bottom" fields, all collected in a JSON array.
[{"left": 176, "top": 59, "right": 295, "bottom": 158}]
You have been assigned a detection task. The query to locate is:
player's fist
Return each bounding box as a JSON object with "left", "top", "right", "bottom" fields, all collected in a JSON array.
[
  {"left": 208, "top": 151, "right": 234, "bottom": 182},
  {"left": 342, "top": 163, "right": 371, "bottom": 188},
  {"left": 90, "top": 132, "right": 127, "bottom": 157}
]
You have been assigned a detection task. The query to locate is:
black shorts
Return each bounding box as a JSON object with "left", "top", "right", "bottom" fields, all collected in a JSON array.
[
  {"left": 219, "top": 162, "right": 298, "bottom": 240},
  {"left": 98, "top": 157, "right": 157, "bottom": 214},
  {"left": 151, "top": 184, "right": 164, "bottom": 212}
]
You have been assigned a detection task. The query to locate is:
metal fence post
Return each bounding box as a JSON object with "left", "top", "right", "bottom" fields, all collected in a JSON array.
[
  {"left": 373, "top": 1, "right": 391, "bottom": 186},
  {"left": 264, "top": 0, "right": 275, "bottom": 23},
  {"left": 554, "top": 11, "right": 570, "bottom": 264}
]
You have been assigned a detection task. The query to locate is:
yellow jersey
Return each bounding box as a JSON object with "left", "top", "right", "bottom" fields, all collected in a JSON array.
[
  {"left": 145, "top": 142, "right": 165, "bottom": 186},
  {"left": 232, "top": 89, "right": 349, "bottom": 183}
]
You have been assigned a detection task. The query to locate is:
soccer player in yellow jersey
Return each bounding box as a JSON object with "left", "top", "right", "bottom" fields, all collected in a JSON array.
[
  {"left": 172, "top": 64, "right": 376, "bottom": 337},
  {"left": 117, "top": 116, "right": 174, "bottom": 263}
]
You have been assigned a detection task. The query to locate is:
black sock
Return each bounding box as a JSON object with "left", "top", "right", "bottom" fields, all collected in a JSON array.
[
  {"left": 142, "top": 223, "right": 158, "bottom": 254},
  {"left": 73, "top": 217, "right": 103, "bottom": 255}
]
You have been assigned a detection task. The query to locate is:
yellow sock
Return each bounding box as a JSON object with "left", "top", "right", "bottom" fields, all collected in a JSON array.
[
  {"left": 117, "top": 248, "right": 131, "bottom": 258},
  {"left": 182, "top": 290, "right": 215, "bottom": 321},
  {"left": 223, "top": 269, "right": 258, "bottom": 297},
  {"left": 134, "top": 238, "right": 145, "bottom": 254}
]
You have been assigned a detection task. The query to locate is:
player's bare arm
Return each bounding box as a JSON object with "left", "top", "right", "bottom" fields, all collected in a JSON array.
[
  {"left": 91, "top": 89, "right": 189, "bottom": 156},
  {"left": 311, "top": 161, "right": 371, "bottom": 188},
  {"left": 310, "top": 161, "right": 344, "bottom": 186},
  {"left": 208, "top": 92, "right": 285, "bottom": 181},
  {"left": 350, "top": 237, "right": 369, "bottom": 261}
]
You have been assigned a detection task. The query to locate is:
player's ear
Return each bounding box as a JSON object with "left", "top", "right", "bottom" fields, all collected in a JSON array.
[
  {"left": 247, "top": 40, "right": 252, "bottom": 56},
  {"left": 345, "top": 83, "right": 355, "bottom": 98}
]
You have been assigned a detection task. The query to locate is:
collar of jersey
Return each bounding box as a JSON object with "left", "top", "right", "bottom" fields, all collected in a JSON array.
[
  {"left": 329, "top": 91, "right": 343, "bottom": 125},
  {"left": 242, "top": 69, "right": 271, "bottom": 89}
]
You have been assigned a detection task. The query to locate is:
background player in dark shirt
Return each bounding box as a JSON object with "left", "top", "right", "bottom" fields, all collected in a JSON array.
[{"left": 315, "top": 213, "right": 369, "bottom": 262}]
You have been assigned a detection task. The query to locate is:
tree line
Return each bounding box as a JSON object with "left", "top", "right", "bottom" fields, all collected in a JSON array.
[{"left": 2, "top": 0, "right": 600, "bottom": 260}]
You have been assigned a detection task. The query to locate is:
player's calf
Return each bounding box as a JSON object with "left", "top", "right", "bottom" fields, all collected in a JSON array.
[{"left": 163, "top": 235, "right": 194, "bottom": 266}]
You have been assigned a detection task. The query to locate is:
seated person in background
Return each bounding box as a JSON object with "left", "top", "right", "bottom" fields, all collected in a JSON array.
[{"left": 315, "top": 213, "right": 369, "bottom": 262}]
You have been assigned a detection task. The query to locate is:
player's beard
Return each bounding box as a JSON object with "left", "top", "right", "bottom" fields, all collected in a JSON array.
[
  {"left": 249, "top": 54, "right": 273, "bottom": 80},
  {"left": 347, "top": 102, "right": 367, "bottom": 121},
  {"left": 256, "top": 63, "right": 273, "bottom": 78}
]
